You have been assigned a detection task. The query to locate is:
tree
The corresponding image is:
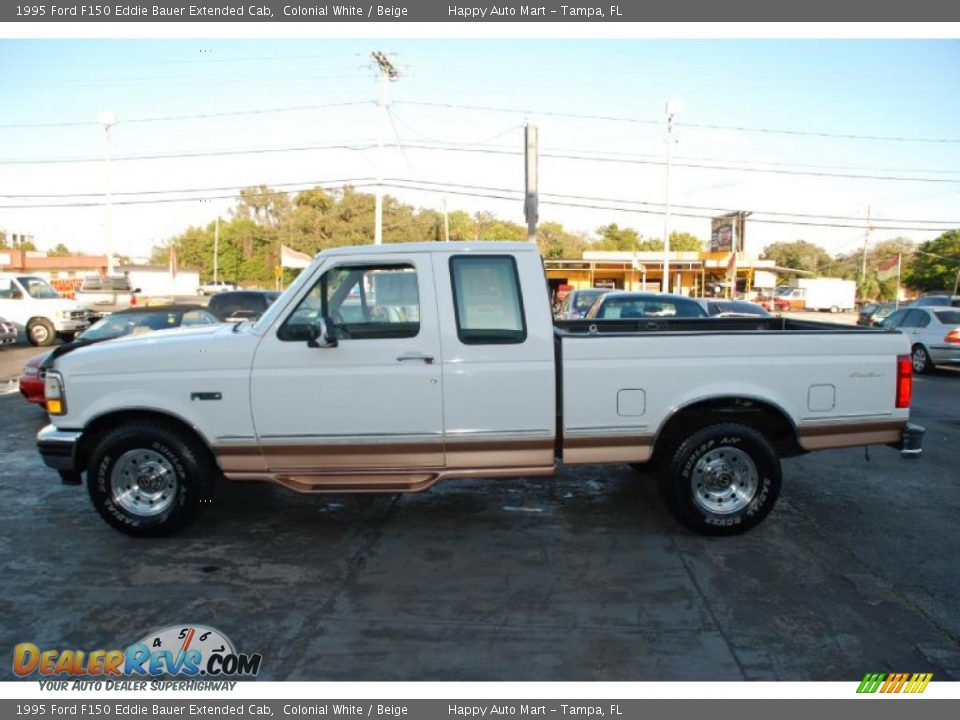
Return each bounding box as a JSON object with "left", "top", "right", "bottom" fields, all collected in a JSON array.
[
  {"left": 905, "top": 230, "right": 960, "bottom": 292},
  {"left": 668, "top": 231, "right": 704, "bottom": 252},
  {"left": 595, "top": 223, "right": 643, "bottom": 251},
  {"left": 233, "top": 185, "right": 291, "bottom": 228},
  {"left": 48, "top": 243, "right": 73, "bottom": 257},
  {"left": 761, "top": 240, "right": 833, "bottom": 276},
  {"left": 537, "top": 222, "right": 589, "bottom": 259}
]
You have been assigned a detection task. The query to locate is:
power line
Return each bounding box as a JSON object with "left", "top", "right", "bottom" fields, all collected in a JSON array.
[
  {"left": 4, "top": 139, "right": 960, "bottom": 187},
  {"left": 394, "top": 100, "right": 960, "bottom": 144},
  {"left": 2, "top": 176, "right": 954, "bottom": 232},
  {"left": 0, "top": 101, "right": 374, "bottom": 129}
]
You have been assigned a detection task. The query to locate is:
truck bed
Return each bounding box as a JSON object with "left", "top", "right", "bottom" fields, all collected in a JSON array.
[{"left": 554, "top": 316, "right": 909, "bottom": 465}]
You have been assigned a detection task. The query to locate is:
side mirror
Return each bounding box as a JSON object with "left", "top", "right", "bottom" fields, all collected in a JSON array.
[{"left": 307, "top": 317, "right": 338, "bottom": 348}]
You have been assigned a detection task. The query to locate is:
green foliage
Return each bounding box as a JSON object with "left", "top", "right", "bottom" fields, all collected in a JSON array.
[
  {"left": 668, "top": 232, "right": 704, "bottom": 252},
  {"left": 904, "top": 230, "right": 960, "bottom": 292},
  {"left": 761, "top": 240, "right": 833, "bottom": 275},
  {"left": 47, "top": 243, "right": 73, "bottom": 257}
]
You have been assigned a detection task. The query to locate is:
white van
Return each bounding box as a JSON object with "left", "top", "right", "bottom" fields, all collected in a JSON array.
[{"left": 0, "top": 274, "right": 91, "bottom": 346}]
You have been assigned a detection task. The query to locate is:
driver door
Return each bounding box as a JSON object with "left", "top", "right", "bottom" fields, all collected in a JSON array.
[{"left": 249, "top": 254, "right": 444, "bottom": 474}]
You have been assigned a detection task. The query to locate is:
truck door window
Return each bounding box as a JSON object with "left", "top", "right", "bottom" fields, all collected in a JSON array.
[
  {"left": 279, "top": 264, "right": 420, "bottom": 341},
  {"left": 449, "top": 255, "right": 526, "bottom": 344}
]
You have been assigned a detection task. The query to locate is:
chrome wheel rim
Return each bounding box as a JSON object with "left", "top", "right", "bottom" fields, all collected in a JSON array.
[
  {"left": 912, "top": 348, "right": 927, "bottom": 372},
  {"left": 691, "top": 446, "right": 758, "bottom": 515},
  {"left": 110, "top": 448, "right": 177, "bottom": 517},
  {"left": 30, "top": 324, "right": 50, "bottom": 344}
]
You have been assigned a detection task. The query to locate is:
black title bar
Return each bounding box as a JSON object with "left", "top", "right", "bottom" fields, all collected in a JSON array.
[{"left": 5, "top": 0, "right": 960, "bottom": 22}]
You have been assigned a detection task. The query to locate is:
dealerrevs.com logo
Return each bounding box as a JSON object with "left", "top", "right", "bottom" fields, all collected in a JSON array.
[
  {"left": 13, "top": 625, "right": 262, "bottom": 679},
  {"left": 857, "top": 673, "right": 932, "bottom": 694}
]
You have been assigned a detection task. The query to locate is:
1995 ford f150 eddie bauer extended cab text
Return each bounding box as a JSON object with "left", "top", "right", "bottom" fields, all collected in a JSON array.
[{"left": 36, "top": 242, "right": 924, "bottom": 537}]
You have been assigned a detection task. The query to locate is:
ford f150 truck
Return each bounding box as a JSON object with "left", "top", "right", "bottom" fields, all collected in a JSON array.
[{"left": 35, "top": 242, "right": 923, "bottom": 537}]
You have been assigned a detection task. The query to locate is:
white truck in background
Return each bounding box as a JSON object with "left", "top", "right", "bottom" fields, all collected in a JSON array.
[
  {"left": 0, "top": 273, "right": 91, "bottom": 346},
  {"left": 35, "top": 242, "right": 922, "bottom": 538},
  {"left": 776, "top": 278, "right": 857, "bottom": 313}
]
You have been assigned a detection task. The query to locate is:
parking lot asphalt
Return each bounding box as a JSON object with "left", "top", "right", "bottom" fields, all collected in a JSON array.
[{"left": 1, "top": 338, "right": 958, "bottom": 682}]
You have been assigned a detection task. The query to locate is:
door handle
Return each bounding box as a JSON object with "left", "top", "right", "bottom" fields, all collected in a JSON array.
[{"left": 397, "top": 352, "right": 434, "bottom": 364}]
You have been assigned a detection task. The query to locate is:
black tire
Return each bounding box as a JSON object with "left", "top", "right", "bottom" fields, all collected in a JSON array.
[
  {"left": 86, "top": 422, "right": 215, "bottom": 537},
  {"left": 658, "top": 423, "right": 781, "bottom": 536},
  {"left": 911, "top": 344, "right": 933, "bottom": 374},
  {"left": 27, "top": 318, "right": 56, "bottom": 347}
]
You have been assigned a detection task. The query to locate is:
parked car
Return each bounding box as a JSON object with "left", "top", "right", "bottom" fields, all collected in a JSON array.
[
  {"left": 207, "top": 290, "right": 281, "bottom": 323},
  {"left": 0, "top": 273, "right": 91, "bottom": 346},
  {"left": 75, "top": 275, "right": 141, "bottom": 319},
  {"left": 554, "top": 288, "right": 610, "bottom": 319},
  {"left": 18, "top": 305, "right": 219, "bottom": 406},
  {"left": 878, "top": 306, "right": 960, "bottom": 373},
  {"left": 585, "top": 291, "right": 709, "bottom": 320},
  {"left": 700, "top": 299, "right": 771, "bottom": 318},
  {"left": 757, "top": 295, "right": 789, "bottom": 313},
  {"left": 907, "top": 294, "right": 960, "bottom": 308},
  {"left": 0, "top": 316, "right": 17, "bottom": 347},
  {"left": 857, "top": 302, "right": 898, "bottom": 327},
  {"left": 197, "top": 280, "right": 237, "bottom": 296},
  {"left": 34, "top": 242, "right": 921, "bottom": 538}
]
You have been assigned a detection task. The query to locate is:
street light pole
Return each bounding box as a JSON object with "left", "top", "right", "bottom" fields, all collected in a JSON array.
[
  {"left": 371, "top": 51, "right": 399, "bottom": 245},
  {"left": 98, "top": 111, "right": 116, "bottom": 275},
  {"left": 662, "top": 101, "right": 679, "bottom": 294}
]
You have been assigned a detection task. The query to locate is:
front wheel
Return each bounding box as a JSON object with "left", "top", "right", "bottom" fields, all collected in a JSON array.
[
  {"left": 658, "top": 423, "right": 781, "bottom": 536},
  {"left": 912, "top": 344, "right": 933, "bottom": 374},
  {"left": 27, "top": 319, "right": 55, "bottom": 346},
  {"left": 87, "top": 422, "right": 215, "bottom": 537}
]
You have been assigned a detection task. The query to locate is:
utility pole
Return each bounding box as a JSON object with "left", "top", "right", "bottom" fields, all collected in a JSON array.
[
  {"left": 371, "top": 51, "right": 399, "bottom": 245},
  {"left": 895, "top": 253, "right": 902, "bottom": 309},
  {"left": 860, "top": 205, "right": 873, "bottom": 291},
  {"left": 662, "top": 101, "right": 679, "bottom": 293},
  {"left": 98, "top": 111, "right": 116, "bottom": 275},
  {"left": 524, "top": 123, "right": 539, "bottom": 244},
  {"left": 213, "top": 215, "right": 220, "bottom": 284}
]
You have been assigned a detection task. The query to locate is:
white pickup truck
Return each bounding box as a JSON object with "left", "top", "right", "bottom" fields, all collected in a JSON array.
[{"left": 35, "top": 242, "right": 923, "bottom": 537}]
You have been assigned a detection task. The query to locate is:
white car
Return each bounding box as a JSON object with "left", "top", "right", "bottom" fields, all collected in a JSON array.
[
  {"left": 0, "top": 274, "right": 91, "bottom": 346},
  {"left": 196, "top": 280, "right": 237, "bottom": 296},
  {"left": 880, "top": 305, "right": 960, "bottom": 373}
]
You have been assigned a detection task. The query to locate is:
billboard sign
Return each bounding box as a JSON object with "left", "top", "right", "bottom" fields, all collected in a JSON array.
[{"left": 710, "top": 212, "right": 748, "bottom": 253}]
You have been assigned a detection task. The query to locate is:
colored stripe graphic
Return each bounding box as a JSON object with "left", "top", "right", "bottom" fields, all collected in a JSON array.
[{"left": 857, "top": 672, "right": 931, "bottom": 693}]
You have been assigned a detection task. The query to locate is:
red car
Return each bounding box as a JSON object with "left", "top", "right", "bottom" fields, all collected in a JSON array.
[
  {"left": 19, "top": 304, "right": 219, "bottom": 408},
  {"left": 758, "top": 296, "right": 789, "bottom": 313}
]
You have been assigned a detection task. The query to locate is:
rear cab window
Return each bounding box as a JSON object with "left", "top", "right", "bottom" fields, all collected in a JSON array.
[{"left": 450, "top": 255, "right": 526, "bottom": 344}]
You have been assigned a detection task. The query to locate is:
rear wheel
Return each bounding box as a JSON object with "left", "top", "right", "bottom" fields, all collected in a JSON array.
[
  {"left": 27, "top": 318, "right": 55, "bottom": 347},
  {"left": 829, "top": 305, "right": 840, "bottom": 313},
  {"left": 658, "top": 423, "right": 781, "bottom": 536},
  {"left": 87, "top": 422, "right": 215, "bottom": 537},
  {"left": 911, "top": 344, "right": 933, "bottom": 374}
]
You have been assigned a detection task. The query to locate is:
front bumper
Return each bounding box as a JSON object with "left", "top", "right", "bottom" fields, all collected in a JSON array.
[
  {"left": 52, "top": 319, "right": 90, "bottom": 334},
  {"left": 890, "top": 422, "right": 925, "bottom": 459},
  {"left": 37, "top": 424, "right": 82, "bottom": 473}
]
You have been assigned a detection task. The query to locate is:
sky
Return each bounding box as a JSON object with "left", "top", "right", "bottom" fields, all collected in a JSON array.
[{"left": 1, "top": 38, "right": 959, "bottom": 261}]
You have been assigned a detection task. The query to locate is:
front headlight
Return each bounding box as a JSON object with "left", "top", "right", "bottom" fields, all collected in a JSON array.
[
  {"left": 57, "top": 310, "right": 71, "bottom": 320},
  {"left": 45, "top": 371, "right": 66, "bottom": 415}
]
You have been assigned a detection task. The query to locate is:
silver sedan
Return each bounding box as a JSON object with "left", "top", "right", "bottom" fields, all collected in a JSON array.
[{"left": 880, "top": 305, "right": 960, "bottom": 373}]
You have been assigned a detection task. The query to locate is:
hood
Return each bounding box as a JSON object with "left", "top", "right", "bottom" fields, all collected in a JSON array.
[
  {"left": 32, "top": 297, "right": 89, "bottom": 313},
  {"left": 52, "top": 322, "right": 257, "bottom": 376}
]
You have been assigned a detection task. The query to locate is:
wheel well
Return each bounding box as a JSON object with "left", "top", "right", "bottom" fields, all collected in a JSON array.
[
  {"left": 77, "top": 409, "right": 218, "bottom": 472},
  {"left": 652, "top": 397, "right": 803, "bottom": 462}
]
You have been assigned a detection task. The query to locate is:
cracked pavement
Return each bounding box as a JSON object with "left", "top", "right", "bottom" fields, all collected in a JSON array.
[{"left": 1, "top": 367, "right": 958, "bottom": 681}]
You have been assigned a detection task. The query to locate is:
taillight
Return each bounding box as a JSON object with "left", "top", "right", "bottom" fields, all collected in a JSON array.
[
  {"left": 944, "top": 329, "right": 960, "bottom": 344},
  {"left": 896, "top": 354, "right": 912, "bottom": 409},
  {"left": 130, "top": 295, "right": 137, "bottom": 306}
]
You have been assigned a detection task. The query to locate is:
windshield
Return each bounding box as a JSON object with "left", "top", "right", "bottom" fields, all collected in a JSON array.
[
  {"left": 574, "top": 290, "right": 606, "bottom": 313},
  {"left": 17, "top": 276, "right": 61, "bottom": 299}
]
